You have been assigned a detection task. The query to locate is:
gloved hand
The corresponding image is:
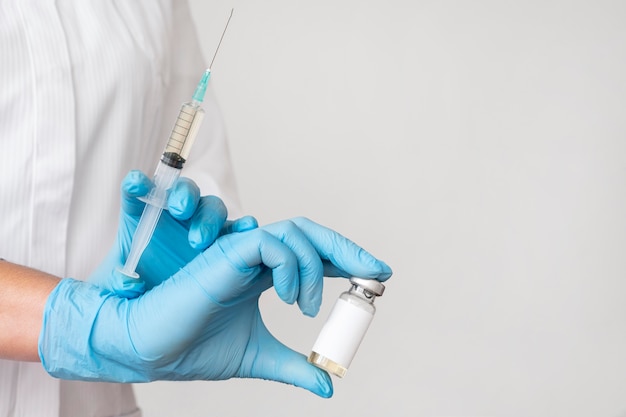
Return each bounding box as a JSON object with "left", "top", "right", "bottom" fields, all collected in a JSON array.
[
  {"left": 39, "top": 217, "right": 392, "bottom": 397},
  {"left": 89, "top": 170, "right": 257, "bottom": 297}
]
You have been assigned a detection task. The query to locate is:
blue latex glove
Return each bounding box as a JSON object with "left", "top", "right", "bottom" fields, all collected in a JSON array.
[
  {"left": 39, "top": 218, "right": 392, "bottom": 397},
  {"left": 89, "top": 170, "right": 257, "bottom": 296}
]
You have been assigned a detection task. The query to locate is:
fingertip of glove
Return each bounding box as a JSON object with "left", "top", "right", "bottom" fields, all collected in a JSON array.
[
  {"left": 112, "top": 269, "right": 146, "bottom": 298},
  {"left": 168, "top": 180, "right": 201, "bottom": 219},
  {"left": 314, "top": 370, "right": 334, "bottom": 398},
  {"left": 277, "top": 283, "right": 299, "bottom": 306},
  {"left": 115, "top": 283, "right": 145, "bottom": 299},
  {"left": 300, "top": 294, "right": 321, "bottom": 318},
  {"left": 188, "top": 223, "right": 220, "bottom": 250},
  {"left": 290, "top": 360, "right": 333, "bottom": 398},
  {"left": 233, "top": 216, "right": 258, "bottom": 232},
  {"left": 377, "top": 260, "right": 393, "bottom": 281},
  {"left": 121, "top": 171, "right": 151, "bottom": 197}
]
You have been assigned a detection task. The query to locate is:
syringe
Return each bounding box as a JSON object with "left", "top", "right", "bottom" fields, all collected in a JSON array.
[
  {"left": 119, "top": 9, "right": 234, "bottom": 279},
  {"left": 119, "top": 70, "right": 210, "bottom": 278}
]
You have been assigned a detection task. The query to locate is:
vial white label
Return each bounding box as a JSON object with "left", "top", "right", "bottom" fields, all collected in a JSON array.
[{"left": 311, "top": 298, "right": 374, "bottom": 368}]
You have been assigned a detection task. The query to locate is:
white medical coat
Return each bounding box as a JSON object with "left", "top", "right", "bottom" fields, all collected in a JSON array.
[{"left": 0, "top": 1, "right": 240, "bottom": 416}]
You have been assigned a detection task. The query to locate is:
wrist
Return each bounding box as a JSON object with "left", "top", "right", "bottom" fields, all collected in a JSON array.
[
  {"left": 0, "top": 260, "right": 59, "bottom": 361},
  {"left": 39, "top": 278, "right": 150, "bottom": 382}
]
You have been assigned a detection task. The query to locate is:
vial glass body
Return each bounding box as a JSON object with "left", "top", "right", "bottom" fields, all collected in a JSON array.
[{"left": 308, "top": 284, "right": 379, "bottom": 378}]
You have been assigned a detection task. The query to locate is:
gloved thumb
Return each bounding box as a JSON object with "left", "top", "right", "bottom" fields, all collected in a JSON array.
[
  {"left": 88, "top": 247, "right": 145, "bottom": 298},
  {"left": 110, "top": 269, "right": 146, "bottom": 299},
  {"left": 120, "top": 170, "right": 152, "bottom": 217},
  {"left": 239, "top": 319, "right": 333, "bottom": 398}
]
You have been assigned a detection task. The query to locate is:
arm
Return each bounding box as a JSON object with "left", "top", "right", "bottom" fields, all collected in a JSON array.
[{"left": 0, "top": 260, "right": 59, "bottom": 361}]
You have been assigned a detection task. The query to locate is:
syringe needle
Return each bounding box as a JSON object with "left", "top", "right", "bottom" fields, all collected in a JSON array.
[{"left": 209, "top": 8, "right": 234, "bottom": 70}]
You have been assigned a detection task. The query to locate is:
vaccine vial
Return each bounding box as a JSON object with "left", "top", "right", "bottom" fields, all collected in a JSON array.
[{"left": 308, "top": 277, "right": 385, "bottom": 378}]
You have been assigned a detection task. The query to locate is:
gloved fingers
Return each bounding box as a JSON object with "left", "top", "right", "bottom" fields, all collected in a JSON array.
[
  {"left": 167, "top": 177, "right": 201, "bottom": 221},
  {"left": 251, "top": 230, "right": 300, "bottom": 305},
  {"left": 263, "top": 220, "right": 325, "bottom": 317},
  {"left": 87, "top": 249, "right": 146, "bottom": 298},
  {"left": 240, "top": 319, "right": 333, "bottom": 398},
  {"left": 220, "top": 215, "right": 259, "bottom": 236},
  {"left": 120, "top": 170, "right": 152, "bottom": 217},
  {"left": 209, "top": 230, "right": 300, "bottom": 305},
  {"left": 289, "top": 217, "right": 393, "bottom": 281},
  {"left": 187, "top": 195, "right": 228, "bottom": 250}
]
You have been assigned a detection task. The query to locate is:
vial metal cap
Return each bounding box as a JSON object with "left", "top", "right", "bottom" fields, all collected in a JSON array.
[{"left": 350, "top": 277, "right": 385, "bottom": 297}]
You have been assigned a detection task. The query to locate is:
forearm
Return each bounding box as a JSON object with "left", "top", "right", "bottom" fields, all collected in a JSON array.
[{"left": 0, "top": 260, "right": 60, "bottom": 361}]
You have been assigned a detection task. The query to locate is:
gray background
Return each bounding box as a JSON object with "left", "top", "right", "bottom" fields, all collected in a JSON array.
[{"left": 135, "top": 1, "right": 626, "bottom": 416}]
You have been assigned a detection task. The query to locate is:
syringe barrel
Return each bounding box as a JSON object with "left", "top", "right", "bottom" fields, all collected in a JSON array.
[
  {"left": 119, "top": 161, "right": 181, "bottom": 278},
  {"left": 162, "top": 102, "right": 205, "bottom": 168},
  {"left": 120, "top": 203, "right": 163, "bottom": 278}
]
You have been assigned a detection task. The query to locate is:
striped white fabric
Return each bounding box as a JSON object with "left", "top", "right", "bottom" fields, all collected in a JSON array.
[{"left": 0, "top": 1, "right": 240, "bottom": 416}]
